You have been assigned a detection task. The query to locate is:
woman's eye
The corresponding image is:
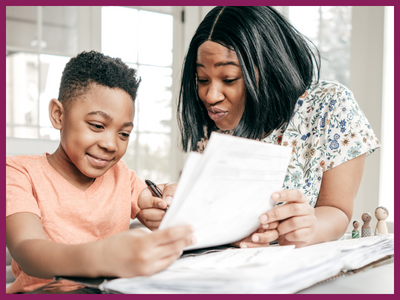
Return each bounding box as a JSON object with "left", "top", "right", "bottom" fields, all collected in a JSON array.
[
  {"left": 197, "top": 79, "right": 208, "bottom": 83},
  {"left": 224, "top": 79, "right": 237, "bottom": 84}
]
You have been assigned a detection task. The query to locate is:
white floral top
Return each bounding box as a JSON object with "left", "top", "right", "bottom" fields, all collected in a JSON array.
[{"left": 196, "top": 81, "right": 380, "bottom": 207}]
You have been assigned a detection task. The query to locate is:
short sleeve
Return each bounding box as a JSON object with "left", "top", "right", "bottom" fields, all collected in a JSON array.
[
  {"left": 322, "top": 83, "right": 380, "bottom": 171},
  {"left": 6, "top": 158, "right": 41, "bottom": 218}
]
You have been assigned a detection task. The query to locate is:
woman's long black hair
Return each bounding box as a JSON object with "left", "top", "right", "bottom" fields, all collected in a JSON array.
[{"left": 177, "top": 6, "right": 320, "bottom": 152}]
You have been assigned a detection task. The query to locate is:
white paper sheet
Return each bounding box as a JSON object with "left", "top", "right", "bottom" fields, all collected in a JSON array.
[
  {"left": 159, "top": 133, "right": 292, "bottom": 250},
  {"left": 103, "top": 235, "right": 394, "bottom": 294}
]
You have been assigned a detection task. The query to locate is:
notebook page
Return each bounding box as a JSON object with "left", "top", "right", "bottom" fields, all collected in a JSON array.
[{"left": 160, "top": 133, "right": 292, "bottom": 250}]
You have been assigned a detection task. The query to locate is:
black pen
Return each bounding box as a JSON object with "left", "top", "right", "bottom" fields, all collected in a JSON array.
[{"left": 145, "top": 179, "right": 168, "bottom": 210}]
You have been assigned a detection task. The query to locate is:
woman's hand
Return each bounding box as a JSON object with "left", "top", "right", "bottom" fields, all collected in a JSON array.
[
  {"left": 260, "top": 189, "right": 317, "bottom": 248},
  {"left": 137, "top": 183, "right": 177, "bottom": 230},
  {"left": 231, "top": 222, "right": 279, "bottom": 248}
]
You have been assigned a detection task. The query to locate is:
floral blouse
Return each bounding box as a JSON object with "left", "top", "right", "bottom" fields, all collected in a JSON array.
[{"left": 196, "top": 81, "right": 381, "bottom": 207}]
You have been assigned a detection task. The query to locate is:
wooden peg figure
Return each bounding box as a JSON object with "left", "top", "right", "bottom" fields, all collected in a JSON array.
[
  {"left": 352, "top": 220, "right": 360, "bottom": 238},
  {"left": 374, "top": 206, "right": 389, "bottom": 235},
  {"left": 361, "top": 212, "right": 372, "bottom": 237}
]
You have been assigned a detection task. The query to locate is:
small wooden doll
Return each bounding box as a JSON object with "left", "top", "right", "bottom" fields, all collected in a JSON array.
[
  {"left": 352, "top": 220, "right": 360, "bottom": 238},
  {"left": 374, "top": 206, "right": 389, "bottom": 235},
  {"left": 361, "top": 212, "right": 372, "bottom": 237}
]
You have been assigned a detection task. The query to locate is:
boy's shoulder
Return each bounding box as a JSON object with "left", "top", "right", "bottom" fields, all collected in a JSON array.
[{"left": 6, "top": 154, "right": 46, "bottom": 168}]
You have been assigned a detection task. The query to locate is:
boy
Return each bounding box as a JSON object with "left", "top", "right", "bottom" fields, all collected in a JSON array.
[{"left": 6, "top": 51, "right": 195, "bottom": 294}]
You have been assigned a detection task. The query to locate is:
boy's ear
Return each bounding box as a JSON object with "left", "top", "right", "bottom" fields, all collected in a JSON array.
[{"left": 49, "top": 99, "right": 64, "bottom": 130}]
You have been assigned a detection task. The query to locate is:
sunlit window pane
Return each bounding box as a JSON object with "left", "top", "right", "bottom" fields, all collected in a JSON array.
[
  {"left": 320, "top": 50, "right": 351, "bottom": 84},
  {"left": 13, "top": 126, "right": 38, "bottom": 139},
  {"left": 101, "top": 6, "right": 138, "bottom": 63},
  {"left": 288, "top": 6, "right": 352, "bottom": 86},
  {"left": 122, "top": 133, "right": 171, "bottom": 183},
  {"left": 137, "top": 65, "right": 172, "bottom": 133},
  {"left": 39, "top": 54, "right": 70, "bottom": 129},
  {"left": 6, "top": 7, "right": 77, "bottom": 141},
  {"left": 320, "top": 6, "right": 352, "bottom": 52},
  {"left": 40, "top": 126, "right": 60, "bottom": 140},
  {"left": 288, "top": 6, "right": 320, "bottom": 47},
  {"left": 138, "top": 10, "right": 173, "bottom": 67},
  {"left": 42, "top": 7, "right": 78, "bottom": 55},
  {"left": 6, "top": 7, "right": 38, "bottom": 49},
  {"left": 6, "top": 52, "right": 39, "bottom": 128}
]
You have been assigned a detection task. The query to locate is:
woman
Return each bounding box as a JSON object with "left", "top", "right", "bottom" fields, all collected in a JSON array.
[{"left": 177, "top": 6, "right": 380, "bottom": 248}]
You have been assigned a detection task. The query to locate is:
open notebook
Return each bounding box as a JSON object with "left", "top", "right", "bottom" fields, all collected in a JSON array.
[
  {"left": 159, "top": 132, "right": 292, "bottom": 250},
  {"left": 101, "top": 234, "right": 394, "bottom": 294}
]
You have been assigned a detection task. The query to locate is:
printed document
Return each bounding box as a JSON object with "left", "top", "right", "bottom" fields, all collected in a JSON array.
[
  {"left": 159, "top": 132, "right": 292, "bottom": 250},
  {"left": 103, "top": 234, "right": 394, "bottom": 294}
]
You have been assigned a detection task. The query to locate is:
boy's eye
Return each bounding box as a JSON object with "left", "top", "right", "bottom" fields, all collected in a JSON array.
[
  {"left": 90, "top": 123, "right": 104, "bottom": 129},
  {"left": 120, "top": 133, "right": 130, "bottom": 138}
]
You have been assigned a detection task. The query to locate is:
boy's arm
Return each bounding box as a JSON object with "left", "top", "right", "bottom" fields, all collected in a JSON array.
[
  {"left": 6, "top": 212, "right": 100, "bottom": 278},
  {"left": 7, "top": 212, "right": 195, "bottom": 279}
]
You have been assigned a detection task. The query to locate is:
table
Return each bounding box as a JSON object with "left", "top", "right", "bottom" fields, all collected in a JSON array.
[{"left": 297, "top": 263, "right": 394, "bottom": 294}]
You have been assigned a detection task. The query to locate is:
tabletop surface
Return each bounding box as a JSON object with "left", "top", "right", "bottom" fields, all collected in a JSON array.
[{"left": 297, "top": 263, "right": 394, "bottom": 294}]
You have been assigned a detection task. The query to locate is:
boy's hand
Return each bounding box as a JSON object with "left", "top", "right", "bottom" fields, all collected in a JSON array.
[
  {"left": 231, "top": 222, "right": 279, "bottom": 248},
  {"left": 138, "top": 183, "right": 177, "bottom": 230},
  {"left": 259, "top": 189, "right": 317, "bottom": 248},
  {"left": 99, "top": 225, "right": 195, "bottom": 278}
]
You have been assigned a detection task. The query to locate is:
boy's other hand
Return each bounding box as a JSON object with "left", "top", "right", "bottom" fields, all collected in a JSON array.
[
  {"left": 138, "top": 183, "right": 177, "bottom": 230},
  {"left": 99, "top": 225, "right": 195, "bottom": 278}
]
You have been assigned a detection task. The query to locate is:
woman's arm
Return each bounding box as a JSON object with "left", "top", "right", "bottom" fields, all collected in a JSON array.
[{"left": 309, "top": 153, "right": 366, "bottom": 244}]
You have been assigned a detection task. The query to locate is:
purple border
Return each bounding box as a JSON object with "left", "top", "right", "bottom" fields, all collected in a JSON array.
[{"left": 3, "top": 2, "right": 398, "bottom": 299}]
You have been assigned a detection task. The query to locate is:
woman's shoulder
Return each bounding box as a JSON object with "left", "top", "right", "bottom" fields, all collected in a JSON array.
[{"left": 306, "top": 80, "right": 351, "bottom": 98}]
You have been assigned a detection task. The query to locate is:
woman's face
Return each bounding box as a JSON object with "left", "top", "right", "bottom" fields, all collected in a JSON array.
[{"left": 196, "top": 41, "right": 246, "bottom": 131}]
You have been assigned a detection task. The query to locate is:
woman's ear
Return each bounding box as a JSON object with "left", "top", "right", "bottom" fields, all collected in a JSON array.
[{"left": 49, "top": 99, "right": 64, "bottom": 130}]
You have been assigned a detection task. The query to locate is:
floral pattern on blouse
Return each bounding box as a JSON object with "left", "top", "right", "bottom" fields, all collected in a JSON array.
[{"left": 196, "top": 81, "right": 381, "bottom": 207}]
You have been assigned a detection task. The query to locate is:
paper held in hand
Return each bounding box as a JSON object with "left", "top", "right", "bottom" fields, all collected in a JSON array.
[{"left": 159, "top": 132, "right": 292, "bottom": 250}]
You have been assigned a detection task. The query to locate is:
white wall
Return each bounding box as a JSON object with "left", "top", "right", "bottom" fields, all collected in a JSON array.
[{"left": 349, "top": 7, "right": 391, "bottom": 233}]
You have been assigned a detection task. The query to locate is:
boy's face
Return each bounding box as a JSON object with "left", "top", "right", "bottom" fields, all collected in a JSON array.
[{"left": 60, "top": 84, "right": 134, "bottom": 179}]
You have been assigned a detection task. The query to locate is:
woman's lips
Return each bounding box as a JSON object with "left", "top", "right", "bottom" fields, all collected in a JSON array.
[
  {"left": 208, "top": 109, "right": 228, "bottom": 121},
  {"left": 86, "top": 153, "right": 113, "bottom": 168}
]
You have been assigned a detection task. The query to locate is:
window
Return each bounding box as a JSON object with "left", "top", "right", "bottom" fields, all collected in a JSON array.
[
  {"left": 277, "top": 6, "right": 352, "bottom": 86},
  {"left": 6, "top": 6, "right": 78, "bottom": 140},
  {"left": 101, "top": 6, "right": 175, "bottom": 183},
  {"left": 6, "top": 6, "right": 179, "bottom": 183}
]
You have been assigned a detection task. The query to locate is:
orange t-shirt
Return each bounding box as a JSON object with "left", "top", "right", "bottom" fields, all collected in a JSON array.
[{"left": 6, "top": 154, "right": 146, "bottom": 294}]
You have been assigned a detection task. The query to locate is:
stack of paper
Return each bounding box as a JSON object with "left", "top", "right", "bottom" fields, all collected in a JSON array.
[
  {"left": 159, "top": 132, "right": 292, "bottom": 250},
  {"left": 306, "top": 234, "right": 394, "bottom": 271},
  {"left": 102, "top": 235, "right": 394, "bottom": 294}
]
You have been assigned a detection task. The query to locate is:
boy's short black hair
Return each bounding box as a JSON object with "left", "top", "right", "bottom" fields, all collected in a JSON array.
[{"left": 58, "top": 50, "right": 140, "bottom": 107}]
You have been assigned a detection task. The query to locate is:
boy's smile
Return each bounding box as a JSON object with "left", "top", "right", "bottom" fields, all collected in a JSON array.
[{"left": 48, "top": 84, "right": 135, "bottom": 190}]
